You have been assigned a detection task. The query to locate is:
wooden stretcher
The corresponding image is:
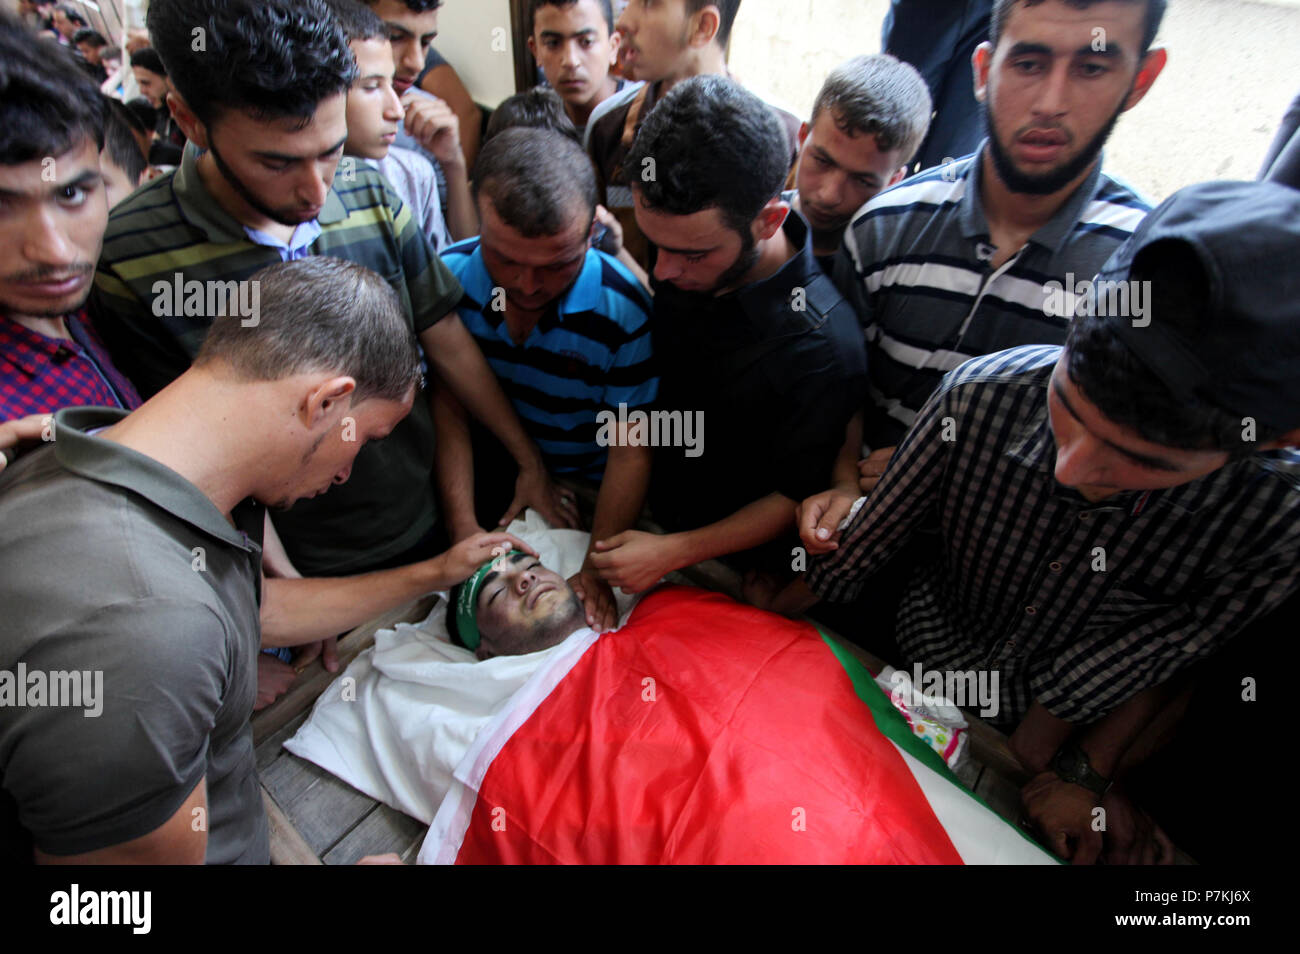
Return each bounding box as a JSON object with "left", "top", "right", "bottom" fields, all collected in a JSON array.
[{"left": 251, "top": 524, "right": 1059, "bottom": 864}]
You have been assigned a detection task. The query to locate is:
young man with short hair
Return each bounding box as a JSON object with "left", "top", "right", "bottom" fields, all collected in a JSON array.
[
  {"left": 529, "top": 0, "right": 627, "bottom": 140},
  {"left": 816, "top": 0, "right": 1168, "bottom": 534},
  {"left": 128, "top": 46, "right": 170, "bottom": 109},
  {"left": 128, "top": 46, "right": 187, "bottom": 165},
  {"left": 49, "top": 2, "right": 83, "bottom": 43},
  {"left": 438, "top": 126, "right": 657, "bottom": 630},
  {"left": 327, "top": 0, "right": 450, "bottom": 251},
  {"left": 92, "top": 0, "right": 571, "bottom": 579},
  {"left": 0, "top": 20, "right": 140, "bottom": 425},
  {"left": 100, "top": 98, "right": 150, "bottom": 209},
  {"left": 588, "top": 76, "right": 866, "bottom": 594},
  {"left": 782, "top": 180, "right": 1300, "bottom": 864},
  {"left": 787, "top": 54, "right": 932, "bottom": 271},
  {"left": 71, "top": 27, "right": 108, "bottom": 84},
  {"left": 0, "top": 255, "right": 532, "bottom": 864},
  {"left": 587, "top": 0, "right": 800, "bottom": 270}
]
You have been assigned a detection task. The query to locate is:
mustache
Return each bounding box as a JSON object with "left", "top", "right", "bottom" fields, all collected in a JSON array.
[{"left": 4, "top": 263, "right": 94, "bottom": 284}]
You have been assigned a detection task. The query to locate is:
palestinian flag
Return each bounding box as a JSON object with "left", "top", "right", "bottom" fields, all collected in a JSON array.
[{"left": 422, "top": 586, "right": 1055, "bottom": 864}]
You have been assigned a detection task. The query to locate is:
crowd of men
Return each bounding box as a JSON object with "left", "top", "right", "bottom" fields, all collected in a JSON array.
[{"left": 1, "top": 0, "right": 1297, "bottom": 867}]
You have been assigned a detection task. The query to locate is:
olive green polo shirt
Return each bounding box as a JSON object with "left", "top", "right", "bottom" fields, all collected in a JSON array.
[
  {"left": 91, "top": 149, "right": 463, "bottom": 574},
  {"left": 0, "top": 407, "right": 269, "bottom": 864}
]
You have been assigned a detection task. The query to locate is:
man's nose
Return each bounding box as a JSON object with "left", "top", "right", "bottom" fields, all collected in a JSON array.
[
  {"left": 1034, "top": 61, "right": 1071, "bottom": 118},
  {"left": 297, "top": 165, "right": 330, "bottom": 207},
  {"left": 398, "top": 43, "right": 422, "bottom": 79},
  {"left": 814, "top": 170, "right": 846, "bottom": 209},
  {"left": 517, "top": 266, "right": 543, "bottom": 294},
  {"left": 22, "top": 204, "right": 79, "bottom": 268},
  {"left": 382, "top": 86, "right": 403, "bottom": 121},
  {"left": 1054, "top": 434, "right": 1103, "bottom": 487},
  {"left": 653, "top": 253, "right": 684, "bottom": 284}
]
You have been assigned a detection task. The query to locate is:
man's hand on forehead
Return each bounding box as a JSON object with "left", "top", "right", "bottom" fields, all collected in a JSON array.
[{"left": 439, "top": 532, "right": 536, "bottom": 589}]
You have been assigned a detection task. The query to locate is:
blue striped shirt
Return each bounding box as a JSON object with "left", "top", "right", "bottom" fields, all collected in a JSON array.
[
  {"left": 808, "top": 346, "right": 1300, "bottom": 728},
  {"left": 836, "top": 143, "right": 1151, "bottom": 450},
  {"left": 442, "top": 239, "right": 656, "bottom": 479}
]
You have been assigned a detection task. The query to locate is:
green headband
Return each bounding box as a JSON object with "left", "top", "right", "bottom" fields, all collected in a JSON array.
[{"left": 455, "top": 550, "right": 524, "bottom": 651}]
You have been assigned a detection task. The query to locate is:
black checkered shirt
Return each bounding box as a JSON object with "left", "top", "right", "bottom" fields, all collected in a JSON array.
[{"left": 807, "top": 345, "right": 1300, "bottom": 728}]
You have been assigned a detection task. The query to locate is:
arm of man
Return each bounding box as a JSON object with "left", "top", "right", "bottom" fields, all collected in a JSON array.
[
  {"left": 797, "top": 410, "right": 865, "bottom": 555},
  {"left": 593, "top": 204, "right": 651, "bottom": 290},
  {"left": 417, "top": 61, "right": 482, "bottom": 170},
  {"left": 1031, "top": 549, "right": 1300, "bottom": 734},
  {"left": 430, "top": 380, "right": 484, "bottom": 541},
  {"left": 417, "top": 317, "right": 574, "bottom": 530},
  {"left": 590, "top": 492, "right": 796, "bottom": 594},
  {"left": 571, "top": 440, "right": 653, "bottom": 629},
  {"left": 1018, "top": 548, "right": 1300, "bottom": 863},
  {"left": 261, "top": 512, "right": 301, "bottom": 580},
  {"left": 400, "top": 91, "right": 478, "bottom": 240},
  {"left": 36, "top": 778, "right": 207, "bottom": 864},
  {"left": 1019, "top": 682, "right": 1184, "bottom": 865},
  {"left": 781, "top": 380, "right": 952, "bottom": 615},
  {"left": 259, "top": 530, "right": 535, "bottom": 647},
  {"left": 5, "top": 602, "right": 232, "bottom": 864},
  {"left": 571, "top": 306, "right": 658, "bottom": 626}
]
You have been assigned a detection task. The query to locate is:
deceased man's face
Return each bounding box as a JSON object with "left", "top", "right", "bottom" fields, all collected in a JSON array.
[{"left": 473, "top": 552, "right": 587, "bottom": 659}]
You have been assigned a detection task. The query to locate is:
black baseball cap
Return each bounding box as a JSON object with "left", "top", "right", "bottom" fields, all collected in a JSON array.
[{"left": 1100, "top": 180, "right": 1300, "bottom": 433}]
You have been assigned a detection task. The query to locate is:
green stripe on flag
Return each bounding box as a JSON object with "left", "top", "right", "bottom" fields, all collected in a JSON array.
[
  {"left": 816, "top": 631, "right": 1060, "bottom": 863},
  {"left": 815, "top": 626, "right": 1059, "bottom": 860},
  {"left": 815, "top": 627, "right": 964, "bottom": 784}
]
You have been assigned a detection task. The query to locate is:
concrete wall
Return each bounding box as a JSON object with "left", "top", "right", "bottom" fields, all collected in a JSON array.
[
  {"left": 436, "top": 0, "right": 517, "bottom": 109},
  {"left": 728, "top": 0, "right": 1300, "bottom": 203}
]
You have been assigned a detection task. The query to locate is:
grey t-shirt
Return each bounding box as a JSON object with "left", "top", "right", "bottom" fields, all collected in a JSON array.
[{"left": 0, "top": 407, "right": 268, "bottom": 863}]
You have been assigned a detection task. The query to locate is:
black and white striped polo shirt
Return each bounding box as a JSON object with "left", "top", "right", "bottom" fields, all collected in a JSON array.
[{"left": 835, "top": 143, "right": 1151, "bottom": 450}]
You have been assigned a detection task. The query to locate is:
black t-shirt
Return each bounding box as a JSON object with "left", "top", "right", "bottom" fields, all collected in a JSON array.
[{"left": 648, "top": 212, "right": 867, "bottom": 545}]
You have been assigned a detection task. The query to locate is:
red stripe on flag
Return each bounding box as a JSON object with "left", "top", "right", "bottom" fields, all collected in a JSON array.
[{"left": 457, "top": 586, "right": 963, "bottom": 864}]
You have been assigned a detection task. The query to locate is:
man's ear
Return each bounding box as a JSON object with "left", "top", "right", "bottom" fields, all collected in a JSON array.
[
  {"left": 753, "top": 196, "right": 789, "bottom": 242},
  {"left": 688, "top": 5, "right": 721, "bottom": 49},
  {"left": 607, "top": 27, "right": 621, "bottom": 64},
  {"left": 166, "top": 92, "right": 208, "bottom": 150},
  {"left": 972, "top": 41, "right": 993, "bottom": 103},
  {"left": 300, "top": 376, "right": 357, "bottom": 430},
  {"left": 797, "top": 120, "right": 810, "bottom": 149},
  {"left": 1122, "top": 47, "right": 1168, "bottom": 113},
  {"left": 887, "top": 164, "right": 908, "bottom": 187},
  {"left": 527, "top": 35, "right": 537, "bottom": 61}
]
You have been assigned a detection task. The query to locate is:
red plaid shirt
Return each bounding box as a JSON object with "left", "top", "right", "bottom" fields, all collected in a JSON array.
[{"left": 0, "top": 309, "right": 142, "bottom": 421}]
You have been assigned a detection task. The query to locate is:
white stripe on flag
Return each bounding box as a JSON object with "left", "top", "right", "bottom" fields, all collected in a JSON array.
[
  {"left": 418, "top": 627, "right": 601, "bottom": 864},
  {"left": 890, "top": 742, "right": 1058, "bottom": 864}
]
